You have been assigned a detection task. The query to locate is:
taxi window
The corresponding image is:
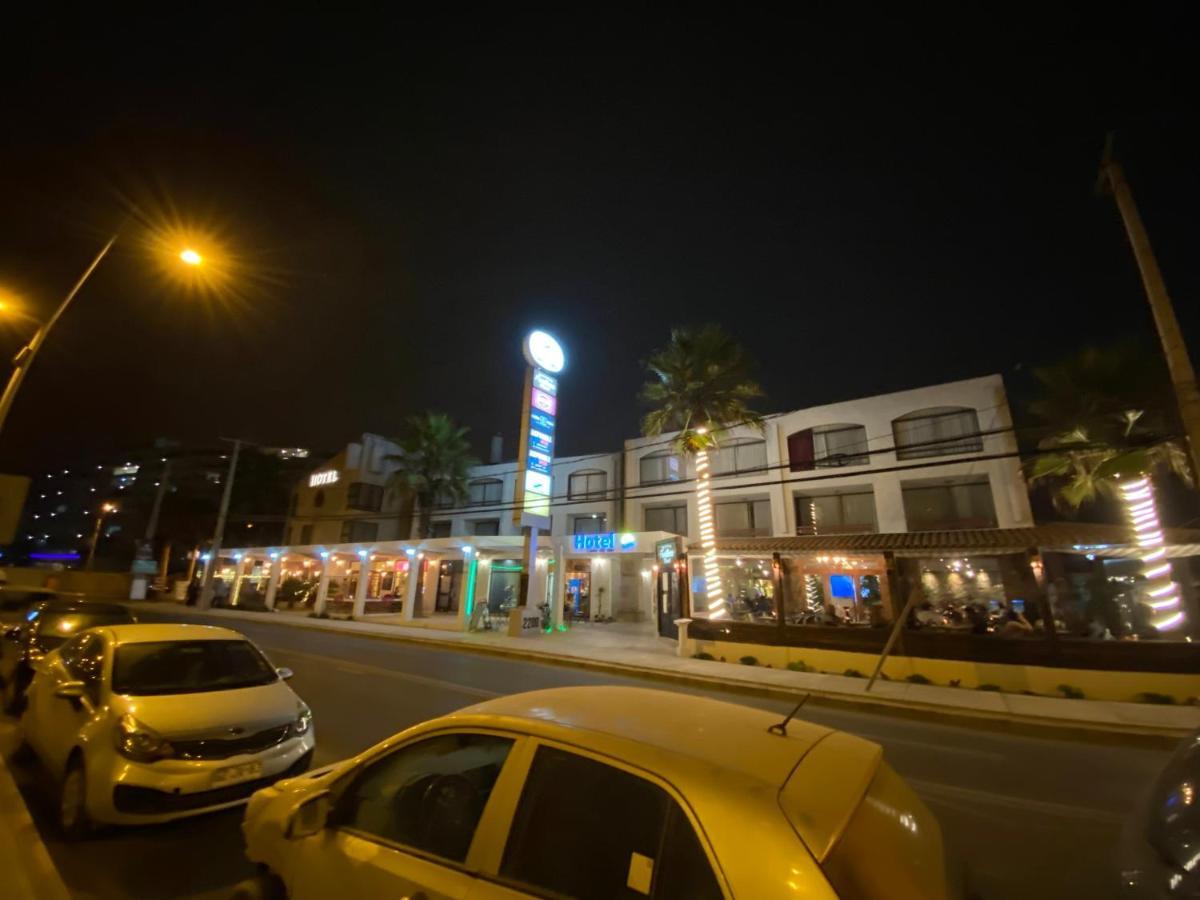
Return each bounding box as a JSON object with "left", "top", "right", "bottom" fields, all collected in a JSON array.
[
  {"left": 500, "top": 746, "right": 722, "bottom": 899},
  {"left": 331, "top": 732, "right": 513, "bottom": 864}
]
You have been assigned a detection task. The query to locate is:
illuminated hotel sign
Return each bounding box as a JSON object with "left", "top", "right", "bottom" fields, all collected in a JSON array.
[
  {"left": 308, "top": 470, "right": 339, "bottom": 488},
  {"left": 514, "top": 331, "right": 565, "bottom": 527},
  {"left": 573, "top": 532, "right": 637, "bottom": 554}
]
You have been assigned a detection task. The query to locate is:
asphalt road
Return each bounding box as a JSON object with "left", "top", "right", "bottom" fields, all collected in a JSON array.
[{"left": 3, "top": 608, "right": 1177, "bottom": 900}]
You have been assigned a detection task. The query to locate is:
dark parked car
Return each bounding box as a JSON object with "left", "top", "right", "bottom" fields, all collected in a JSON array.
[
  {"left": 0, "top": 601, "right": 136, "bottom": 712},
  {"left": 0, "top": 585, "right": 73, "bottom": 613},
  {"left": 1121, "top": 727, "right": 1200, "bottom": 897}
]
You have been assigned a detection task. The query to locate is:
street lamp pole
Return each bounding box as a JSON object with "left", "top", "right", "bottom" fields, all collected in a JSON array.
[
  {"left": 85, "top": 503, "right": 117, "bottom": 571},
  {"left": 198, "top": 439, "right": 242, "bottom": 609},
  {"left": 0, "top": 235, "right": 118, "bottom": 437}
]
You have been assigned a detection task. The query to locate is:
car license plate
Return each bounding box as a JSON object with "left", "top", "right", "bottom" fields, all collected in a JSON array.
[{"left": 212, "top": 761, "right": 262, "bottom": 787}]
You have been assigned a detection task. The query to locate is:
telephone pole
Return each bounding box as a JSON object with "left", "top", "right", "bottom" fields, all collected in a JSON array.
[
  {"left": 1099, "top": 136, "right": 1200, "bottom": 481},
  {"left": 198, "top": 439, "right": 243, "bottom": 609}
]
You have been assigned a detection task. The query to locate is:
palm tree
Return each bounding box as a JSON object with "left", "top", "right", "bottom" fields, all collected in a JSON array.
[
  {"left": 639, "top": 325, "right": 764, "bottom": 618},
  {"left": 387, "top": 413, "right": 479, "bottom": 538},
  {"left": 1026, "top": 344, "right": 1190, "bottom": 513}
]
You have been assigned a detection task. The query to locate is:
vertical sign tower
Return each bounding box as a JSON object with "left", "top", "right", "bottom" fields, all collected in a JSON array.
[{"left": 511, "top": 330, "right": 565, "bottom": 628}]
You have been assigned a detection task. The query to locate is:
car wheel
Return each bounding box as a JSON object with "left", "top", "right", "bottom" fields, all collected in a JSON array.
[
  {"left": 230, "top": 872, "right": 287, "bottom": 900},
  {"left": 59, "top": 755, "right": 92, "bottom": 840}
]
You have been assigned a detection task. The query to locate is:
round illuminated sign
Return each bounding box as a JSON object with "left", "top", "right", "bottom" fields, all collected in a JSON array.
[{"left": 524, "top": 330, "right": 565, "bottom": 373}]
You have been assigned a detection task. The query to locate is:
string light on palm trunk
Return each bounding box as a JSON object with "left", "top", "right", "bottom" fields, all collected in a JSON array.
[
  {"left": 694, "top": 429, "right": 726, "bottom": 619},
  {"left": 1120, "top": 477, "right": 1185, "bottom": 631}
]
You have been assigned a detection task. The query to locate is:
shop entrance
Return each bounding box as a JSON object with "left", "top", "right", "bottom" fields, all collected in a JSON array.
[
  {"left": 657, "top": 568, "right": 682, "bottom": 638},
  {"left": 435, "top": 560, "right": 463, "bottom": 613},
  {"left": 564, "top": 560, "right": 592, "bottom": 621}
]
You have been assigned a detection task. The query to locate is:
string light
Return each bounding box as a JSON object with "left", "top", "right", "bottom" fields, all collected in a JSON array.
[
  {"left": 1120, "top": 477, "right": 1185, "bottom": 631},
  {"left": 693, "top": 429, "right": 726, "bottom": 619}
]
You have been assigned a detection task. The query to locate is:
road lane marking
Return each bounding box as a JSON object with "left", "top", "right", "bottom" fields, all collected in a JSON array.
[
  {"left": 264, "top": 646, "right": 500, "bottom": 700},
  {"left": 909, "top": 778, "right": 1126, "bottom": 824}
]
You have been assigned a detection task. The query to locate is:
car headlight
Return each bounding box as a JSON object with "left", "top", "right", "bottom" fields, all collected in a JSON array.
[
  {"left": 291, "top": 701, "right": 313, "bottom": 737},
  {"left": 114, "top": 714, "right": 174, "bottom": 762}
]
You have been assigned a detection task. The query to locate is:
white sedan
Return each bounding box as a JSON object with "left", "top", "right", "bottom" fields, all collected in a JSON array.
[{"left": 20, "top": 623, "right": 315, "bottom": 837}]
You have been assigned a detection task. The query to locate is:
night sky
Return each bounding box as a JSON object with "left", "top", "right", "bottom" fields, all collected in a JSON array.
[{"left": 1, "top": 9, "right": 1196, "bottom": 474}]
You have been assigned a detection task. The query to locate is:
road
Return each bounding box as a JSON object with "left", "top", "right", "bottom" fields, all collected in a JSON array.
[{"left": 3, "top": 608, "right": 1175, "bottom": 899}]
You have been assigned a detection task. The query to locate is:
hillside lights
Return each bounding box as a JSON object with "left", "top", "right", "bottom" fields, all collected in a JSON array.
[{"left": 1120, "top": 477, "right": 1185, "bottom": 631}]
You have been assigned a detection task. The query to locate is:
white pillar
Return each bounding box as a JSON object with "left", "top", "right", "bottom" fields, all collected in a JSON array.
[
  {"left": 263, "top": 557, "right": 282, "bottom": 610},
  {"left": 401, "top": 555, "right": 420, "bottom": 621},
  {"left": 230, "top": 559, "right": 246, "bottom": 606},
  {"left": 314, "top": 562, "right": 331, "bottom": 616},
  {"left": 456, "top": 556, "right": 473, "bottom": 630},
  {"left": 352, "top": 556, "right": 371, "bottom": 618},
  {"left": 550, "top": 541, "right": 566, "bottom": 632}
]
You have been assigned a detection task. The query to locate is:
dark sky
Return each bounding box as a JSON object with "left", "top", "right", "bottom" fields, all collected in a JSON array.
[{"left": 1, "top": 9, "right": 1196, "bottom": 474}]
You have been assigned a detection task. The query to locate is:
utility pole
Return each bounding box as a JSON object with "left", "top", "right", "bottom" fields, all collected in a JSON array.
[
  {"left": 198, "top": 440, "right": 243, "bottom": 609},
  {"left": 85, "top": 503, "right": 117, "bottom": 570},
  {"left": 142, "top": 459, "right": 172, "bottom": 593},
  {"left": 1099, "top": 136, "right": 1200, "bottom": 480}
]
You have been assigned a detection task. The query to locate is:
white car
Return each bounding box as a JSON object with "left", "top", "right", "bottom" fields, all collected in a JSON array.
[{"left": 20, "top": 623, "right": 315, "bottom": 837}]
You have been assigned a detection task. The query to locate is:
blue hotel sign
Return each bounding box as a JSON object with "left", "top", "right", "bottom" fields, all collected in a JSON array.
[{"left": 573, "top": 532, "right": 638, "bottom": 554}]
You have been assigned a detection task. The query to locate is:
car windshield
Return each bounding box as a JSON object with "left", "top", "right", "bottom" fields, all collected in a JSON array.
[
  {"left": 112, "top": 640, "right": 279, "bottom": 696},
  {"left": 35, "top": 611, "right": 132, "bottom": 650}
]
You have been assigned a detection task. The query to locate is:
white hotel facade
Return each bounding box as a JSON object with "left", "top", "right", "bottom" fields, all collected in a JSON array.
[{"left": 218, "top": 374, "right": 1033, "bottom": 631}]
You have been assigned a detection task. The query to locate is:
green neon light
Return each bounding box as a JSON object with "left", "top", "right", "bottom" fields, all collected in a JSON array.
[
  {"left": 464, "top": 558, "right": 478, "bottom": 618},
  {"left": 491, "top": 564, "right": 524, "bottom": 573}
]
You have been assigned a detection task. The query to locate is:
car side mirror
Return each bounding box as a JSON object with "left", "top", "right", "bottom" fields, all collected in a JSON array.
[
  {"left": 286, "top": 790, "right": 331, "bottom": 839},
  {"left": 276, "top": 667, "right": 294, "bottom": 681},
  {"left": 54, "top": 681, "right": 86, "bottom": 701}
]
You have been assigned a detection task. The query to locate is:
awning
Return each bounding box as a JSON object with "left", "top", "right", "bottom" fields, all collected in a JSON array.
[{"left": 694, "top": 522, "right": 1200, "bottom": 559}]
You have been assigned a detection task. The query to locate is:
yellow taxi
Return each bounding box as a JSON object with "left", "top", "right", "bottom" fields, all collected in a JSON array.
[{"left": 240, "top": 686, "right": 957, "bottom": 899}]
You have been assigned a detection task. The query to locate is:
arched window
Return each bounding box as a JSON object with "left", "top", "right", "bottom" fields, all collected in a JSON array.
[
  {"left": 711, "top": 438, "right": 767, "bottom": 475},
  {"left": 892, "top": 407, "right": 982, "bottom": 460},
  {"left": 788, "top": 424, "right": 869, "bottom": 472},
  {"left": 468, "top": 478, "right": 504, "bottom": 506},
  {"left": 639, "top": 450, "right": 682, "bottom": 485},
  {"left": 568, "top": 469, "right": 607, "bottom": 500}
]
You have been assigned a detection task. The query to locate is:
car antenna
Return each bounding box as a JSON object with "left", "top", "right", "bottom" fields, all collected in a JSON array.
[{"left": 768, "top": 694, "right": 811, "bottom": 737}]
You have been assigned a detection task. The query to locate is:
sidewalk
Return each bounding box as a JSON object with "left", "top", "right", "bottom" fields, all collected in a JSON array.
[
  {"left": 0, "top": 725, "right": 72, "bottom": 900},
  {"left": 134, "top": 601, "right": 1200, "bottom": 741}
]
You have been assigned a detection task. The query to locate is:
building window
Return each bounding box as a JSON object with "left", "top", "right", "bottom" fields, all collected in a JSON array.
[
  {"left": 714, "top": 498, "right": 772, "bottom": 537},
  {"left": 313, "top": 489, "right": 325, "bottom": 508},
  {"left": 639, "top": 451, "right": 682, "bottom": 485},
  {"left": 429, "top": 520, "right": 452, "bottom": 538},
  {"left": 341, "top": 520, "right": 379, "bottom": 543},
  {"left": 347, "top": 482, "right": 384, "bottom": 511},
  {"left": 901, "top": 478, "right": 997, "bottom": 531},
  {"left": 567, "top": 470, "right": 607, "bottom": 500},
  {"left": 711, "top": 438, "right": 767, "bottom": 475},
  {"left": 788, "top": 424, "right": 869, "bottom": 471},
  {"left": 795, "top": 490, "right": 878, "bottom": 535},
  {"left": 645, "top": 504, "right": 687, "bottom": 535},
  {"left": 892, "top": 407, "right": 983, "bottom": 460},
  {"left": 468, "top": 479, "right": 503, "bottom": 506},
  {"left": 299, "top": 524, "right": 314, "bottom": 544},
  {"left": 500, "top": 746, "right": 723, "bottom": 900},
  {"left": 471, "top": 519, "right": 500, "bottom": 536},
  {"left": 571, "top": 514, "right": 608, "bottom": 535}
]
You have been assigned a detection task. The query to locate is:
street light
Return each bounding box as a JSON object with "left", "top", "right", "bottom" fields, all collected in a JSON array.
[
  {"left": 0, "top": 234, "right": 218, "bottom": 438},
  {"left": 85, "top": 503, "right": 118, "bottom": 571}
]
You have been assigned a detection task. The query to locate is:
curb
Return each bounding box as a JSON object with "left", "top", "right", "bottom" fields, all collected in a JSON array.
[
  {"left": 133, "top": 602, "right": 1196, "bottom": 749},
  {"left": 0, "top": 745, "right": 72, "bottom": 900}
]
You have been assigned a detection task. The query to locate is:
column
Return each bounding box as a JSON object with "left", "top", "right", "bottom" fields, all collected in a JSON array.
[
  {"left": 550, "top": 542, "right": 566, "bottom": 631},
  {"left": 874, "top": 477, "right": 907, "bottom": 533},
  {"left": 314, "top": 560, "right": 332, "bottom": 616},
  {"left": 352, "top": 554, "right": 371, "bottom": 618},
  {"left": 401, "top": 555, "right": 421, "bottom": 621},
  {"left": 263, "top": 556, "right": 283, "bottom": 611},
  {"left": 456, "top": 555, "right": 474, "bottom": 630},
  {"left": 229, "top": 558, "right": 246, "bottom": 606}
]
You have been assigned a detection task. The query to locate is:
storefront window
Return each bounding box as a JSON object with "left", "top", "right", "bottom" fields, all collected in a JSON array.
[
  {"left": 779, "top": 554, "right": 890, "bottom": 626},
  {"left": 487, "top": 560, "right": 523, "bottom": 615},
  {"left": 564, "top": 560, "right": 592, "bottom": 620},
  {"left": 694, "top": 557, "right": 776, "bottom": 624},
  {"left": 906, "top": 556, "right": 1018, "bottom": 633}
]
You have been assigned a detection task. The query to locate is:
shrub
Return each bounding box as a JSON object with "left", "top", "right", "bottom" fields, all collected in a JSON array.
[
  {"left": 786, "top": 660, "right": 811, "bottom": 672},
  {"left": 977, "top": 683, "right": 1003, "bottom": 692},
  {"left": 1057, "top": 684, "right": 1085, "bottom": 700},
  {"left": 1136, "top": 691, "right": 1176, "bottom": 705},
  {"left": 842, "top": 668, "right": 864, "bottom": 678},
  {"left": 738, "top": 655, "right": 759, "bottom": 666},
  {"left": 906, "top": 673, "right": 932, "bottom": 685},
  {"left": 692, "top": 651, "right": 715, "bottom": 661}
]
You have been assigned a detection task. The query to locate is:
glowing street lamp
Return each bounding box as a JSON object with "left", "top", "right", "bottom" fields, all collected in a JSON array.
[
  {"left": 85, "top": 503, "right": 119, "bottom": 570},
  {"left": 180, "top": 248, "right": 203, "bottom": 266}
]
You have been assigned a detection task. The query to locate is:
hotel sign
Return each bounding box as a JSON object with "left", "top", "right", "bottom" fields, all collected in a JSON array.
[
  {"left": 309, "top": 470, "right": 339, "bottom": 487},
  {"left": 573, "top": 532, "right": 637, "bottom": 554},
  {"left": 514, "top": 331, "right": 565, "bottom": 528}
]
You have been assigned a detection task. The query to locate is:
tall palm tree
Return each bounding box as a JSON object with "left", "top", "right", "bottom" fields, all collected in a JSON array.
[
  {"left": 1026, "top": 344, "right": 1190, "bottom": 512},
  {"left": 387, "top": 413, "right": 479, "bottom": 538},
  {"left": 639, "top": 325, "right": 764, "bottom": 618}
]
